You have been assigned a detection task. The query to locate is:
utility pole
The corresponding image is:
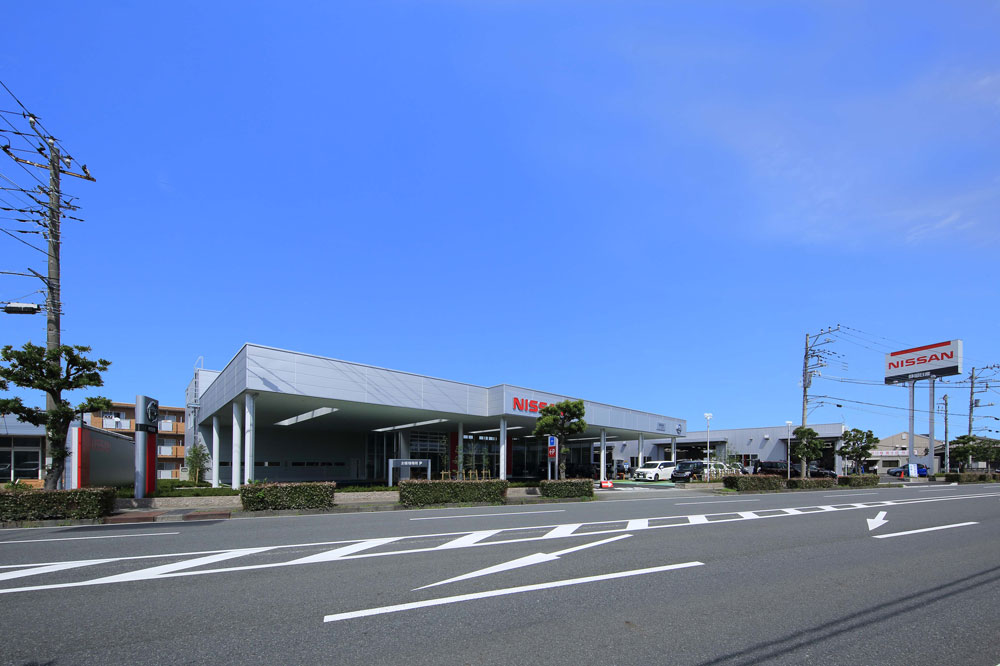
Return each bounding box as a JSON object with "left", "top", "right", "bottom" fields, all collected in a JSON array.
[
  {"left": 801, "top": 325, "right": 841, "bottom": 428},
  {"left": 1, "top": 99, "right": 95, "bottom": 478},
  {"left": 941, "top": 394, "right": 949, "bottom": 473},
  {"left": 967, "top": 365, "right": 999, "bottom": 436}
]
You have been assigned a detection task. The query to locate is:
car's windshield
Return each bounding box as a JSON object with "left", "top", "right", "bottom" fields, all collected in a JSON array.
[
  {"left": 675, "top": 461, "right": 699, "bottom": 471},
  {"left": 639, "top": 462, "right": 659, "bottom": 469}
]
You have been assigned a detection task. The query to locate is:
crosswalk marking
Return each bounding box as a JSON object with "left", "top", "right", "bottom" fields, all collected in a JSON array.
[{"left": 0, "top": 490, "right": 996, "bottom": 596}]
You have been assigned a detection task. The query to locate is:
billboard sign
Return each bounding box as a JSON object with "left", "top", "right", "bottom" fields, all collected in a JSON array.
[{"left": 884, "top": 340, "right": 962, "bottom": 384}]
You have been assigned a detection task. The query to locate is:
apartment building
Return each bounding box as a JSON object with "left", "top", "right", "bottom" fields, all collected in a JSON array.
[{"left": 84, "top": 401, "right": 188, "bottom": 479}]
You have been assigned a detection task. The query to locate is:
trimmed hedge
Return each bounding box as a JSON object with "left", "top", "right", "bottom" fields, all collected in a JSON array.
[
  {"left": 723, "top": 475, "right": 785, "bottom": 491},
  {"left": 944, "top": 473, "right": 1000, "bottom": 484},
  {"left": 539, "top": 479, "right": 594, "bottom": 498},
  {"left": 837, "top": 475, "right": 880, "bottom": 488},
  {"left": 0, "top": 487, "right": 116, "bottom": 521},
  {"left": 239, "top": 482, "right": 336, "bottom": 511},
  {"left": 399, "top": 480, "right": 509, "bottom": 506},
  {"left": 785, "top": 477, "right": 835, "bottom": 490}
]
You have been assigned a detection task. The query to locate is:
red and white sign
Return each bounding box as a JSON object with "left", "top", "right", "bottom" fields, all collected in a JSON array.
[
  {"left": 884, "top": 340, "right": 962, "bottom": 384},
  {"left": 600, "top": 480, "right": 614, "bottom": 488},
  {"left": 548, "top": 445, "right": 557, "bottom": 459}
]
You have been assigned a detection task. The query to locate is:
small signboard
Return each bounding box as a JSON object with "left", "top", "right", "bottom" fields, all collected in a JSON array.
[
  {"left": 600, "top": 480, "right": 613, "bottom": 489},
  {"left": 547, "top": 435, "right": 558, "bottom": 459},
  {"left": 548, "top": 445, "right": 557, "bottom": 459},
  {"left": 908, "top": 463, "right": 918, "bottom": 478}
]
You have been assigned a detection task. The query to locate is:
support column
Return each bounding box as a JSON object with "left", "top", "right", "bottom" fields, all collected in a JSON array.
[
  {"left": 637, "top": 434, "right": 644, "bottom": 468},
  {"left": 244, "top": 393, "right": 256, "bottom": 484},
  {"left": 399, "top": 431, "right": 409, "bottom": 458},
  {"left": 499, "top": 417, "right": 507, "bottom": 481},
  {"left": 908, "top": 381, "right": 916, "bottom": 469},
  {"left": 670, "top": 436, "right": 676, "bottom": 462},
  {"left": 231, "top": 400, "right": 243, "bottom": 490},
  {"left": 928, "top": 378, "right": 936, "bottom": 472},
  {"left": 599, "top": 429, "right": 607, "bottom": 482},
  {"left": 457, "top": 422, "right": 464, "bottom": 477},
  {"left": 211, "top": 415, "right": 220, "bottom": 488}
]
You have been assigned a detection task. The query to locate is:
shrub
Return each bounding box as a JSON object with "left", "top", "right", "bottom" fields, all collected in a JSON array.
[
  {"left": 398, "top": 480, "right": 509, "bottom": 506},
  {"left": 539, "top": 479, "right": 594, "bottom": 498},
  {"left": 239, "top": 482, "right": 336, "bottom": 511},
  {"left": 837, "top": 475, "right": 879, "bottom": 487},
  {"left": 0, "top": 487, "right": 116, "bottom": 521},
  {"left": 946, "top": 472, "right": 1000, "bottom": 484},
  {"left": 785, "top": 477, "right": 835, "bottom": 489},
  {"left": 723, "top": 475, "right": 785, "bottom": 491}
]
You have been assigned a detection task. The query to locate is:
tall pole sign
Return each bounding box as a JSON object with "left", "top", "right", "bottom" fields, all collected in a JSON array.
[
  {"left": 885, "top": 341, "right": 962, "bottom": 472},
  {"left": 134, "top": 395, "right": 159, "bottom": 499}
]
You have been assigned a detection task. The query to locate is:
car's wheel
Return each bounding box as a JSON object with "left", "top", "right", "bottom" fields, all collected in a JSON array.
[{"left": 653, "top": 473, "right": 659, "bottom": 481}]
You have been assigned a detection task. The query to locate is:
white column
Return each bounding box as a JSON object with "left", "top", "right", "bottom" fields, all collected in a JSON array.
[
  {"left": 399, "top": 431, "right": 409, "bottom": 458},
  {"left": 232, "top": 400, "right": 243, "bottom": 490},
  {"left": 670, "top": 437, "right": 676, "bottom": 462},
  {"left": 457, "top": 422, "right": 464, "bottom": 477},
  {"left": 638, "top": 434, "right": 644, "bottom": 467},
  {"left": 244, "top": 393, "right": 256, "bottom": 484},
  {"left": 499, "top": 417, "right": 507, "bottom": 480},
  {"left": 599, "top": 429, "right": 607, "bottom": 482},
  {"left": 211, "top": 415, "right": 220, "bottom": 488},
  {"left": 928, "top": 378, "right": 936, "bottom": 472}
]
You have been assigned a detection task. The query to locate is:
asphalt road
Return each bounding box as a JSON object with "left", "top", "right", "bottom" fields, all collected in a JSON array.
[{"left": 1, "top": 483, "right": 998, "bottom": 666}]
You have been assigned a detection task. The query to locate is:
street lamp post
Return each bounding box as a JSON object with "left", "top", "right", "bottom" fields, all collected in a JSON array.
[
  {"left": 704, "top": 413, "right": 713, "bottom": 480},
  {"left": 785, "top": 420, "right": 793, "bottom": 480}
]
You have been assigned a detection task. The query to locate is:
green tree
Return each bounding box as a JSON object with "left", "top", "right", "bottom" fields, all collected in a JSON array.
[
  {"left": 0, "top": 343, "right": 111, "bottom": 489},
  {"left": 950, "top": 434, "right": 1000, "bottom": 472},
  {"left": 185, "top": 442, "right": 211, "bottom": 484},
  {"left": 791, "top": 426, "right": 824, "bottom": 479},
  {"left": 837, "top": 428, "right": 879, "bottom": 474},
  {"left": 532, "top": 399, "right": 586, "bottom": 480}
]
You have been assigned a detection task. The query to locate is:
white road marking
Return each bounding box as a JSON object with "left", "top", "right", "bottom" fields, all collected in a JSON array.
[
  {"left": 1, "top": 490, "right": 997, "bottom": 595},
  {"left": 325, "top": 560, "right": 704, "bottom": 623},
  {"left": 0, "top": 532, "right": 178, "bottom": 545},
  {"left": 410, "top": 510, "right": 565, "bottom": 521},
  {"left": 85, "top": 548, "right": 274, "bottom": 584},
  {"left": 435, "top": 531, "right": 501, "bottom": 549},
  {"left": 872, "top": 522, "right": 978, "bottom": 539},
  {"left": 416, "top": 534, "right": 633, "bottom": 590},
  {"left": 625, "top": 519, "right": 648, "bottom": 530},
  {"left": 543, "top": 524, "right": 581, "bottom": 539},
  {"left": 286, "top": 538, "right": 401, "bottom": 564},
  {"left": 917, "top": 488, "right": 951, "bottom": 492},
  {"left": 675, "top": 499, "right": 760, "bottom": 505},
  {"left": 0, "top": 559, "right": 115, "bottom": 582},
  {"left": 866, "top": 511, "right": 888, "bottom": 531}
]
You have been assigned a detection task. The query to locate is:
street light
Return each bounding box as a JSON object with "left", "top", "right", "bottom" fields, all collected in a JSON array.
[
  {"left": 704, "top": 413, "right": 713, "bottom": 479},
  {"left": 785, "top": 420, "right": 793, "bottom": 480}
]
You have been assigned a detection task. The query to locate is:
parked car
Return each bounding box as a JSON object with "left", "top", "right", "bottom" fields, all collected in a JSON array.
[
  {"left": 633, "top": 460, "right": 677, "bottom": 481},
  {"left": 753, "top": 460, "right": 789, "bottom": 476},
  {"left": 789, "top": 463, "right": 837, "bottom": 478},
  {"left": 887, "top": 464, "right": 929, "bottom": 478},
  {"left": 670, "top": 460, "right": 729, "bottom": 482}
]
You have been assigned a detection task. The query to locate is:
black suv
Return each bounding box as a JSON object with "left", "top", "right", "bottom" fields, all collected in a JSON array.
[
  {"left": 789, "top": 463, "right": 837, "bottom": 478},
  {"left": 753, "top": 461, "right": 788, "bottom": 475}
]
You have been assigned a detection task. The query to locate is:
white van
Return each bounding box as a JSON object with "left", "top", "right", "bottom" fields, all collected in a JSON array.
[{"left": 632, "top": 460, "right": 677, "bottom": 481}]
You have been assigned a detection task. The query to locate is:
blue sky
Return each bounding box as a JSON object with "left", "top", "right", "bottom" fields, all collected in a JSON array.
[{"left": 1, "top": 1, "right": 998, "bottom": 439}]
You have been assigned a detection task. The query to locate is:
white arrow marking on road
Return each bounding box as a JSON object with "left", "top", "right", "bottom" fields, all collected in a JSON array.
[
  {"left": 867, "top": 511, "right": 888, "bottom": 531},
  {"left": 415, "top": 534, "right": 633, "bottom": 590},
  {"left": 327, "top": 559, "right": 703, "bottom": 623}
]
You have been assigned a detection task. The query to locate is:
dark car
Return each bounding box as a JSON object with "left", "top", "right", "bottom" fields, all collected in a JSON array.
[
  {"left": 887, "top": 464, "right": 929, "bottom": 478},
  {"left": 753, "top": 461, "right": 789, "bottom": 476},
  {"left": 789, "top": 463, "right": 837, "bottom": 478},
  {"left": 671, "top": 460, "right": 705, "bottom": 482}
]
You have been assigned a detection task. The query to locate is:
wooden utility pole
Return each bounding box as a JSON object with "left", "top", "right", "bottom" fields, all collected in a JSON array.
[{"left": 45, "top": 140, "right": 61, "bottom": 418}]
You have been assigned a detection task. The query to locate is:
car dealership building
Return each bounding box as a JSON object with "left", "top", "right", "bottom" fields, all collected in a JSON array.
[{"left": 186, "top": 344, "right": 686, "bottom": 487}]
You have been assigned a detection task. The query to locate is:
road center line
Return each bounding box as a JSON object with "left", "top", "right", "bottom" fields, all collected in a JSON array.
[
  {"left": 873, "top": 522, "right": 978, "bottom": 539},
  {"left": 675, "top": 499, "right": 760, "bottom": 505},
  {"left": 0, "top": 532, "right": 179, "bottom": 545},
  {"left": 411, "top": 510, "right": 565, "bottom": 521},
  {"left": 324, "top": 561, "right": 704, "bottom": 623}
]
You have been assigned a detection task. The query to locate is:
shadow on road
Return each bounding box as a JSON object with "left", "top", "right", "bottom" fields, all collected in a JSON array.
[{"left": 693, "top": 564, "right": 1000, "bottom": 666}]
